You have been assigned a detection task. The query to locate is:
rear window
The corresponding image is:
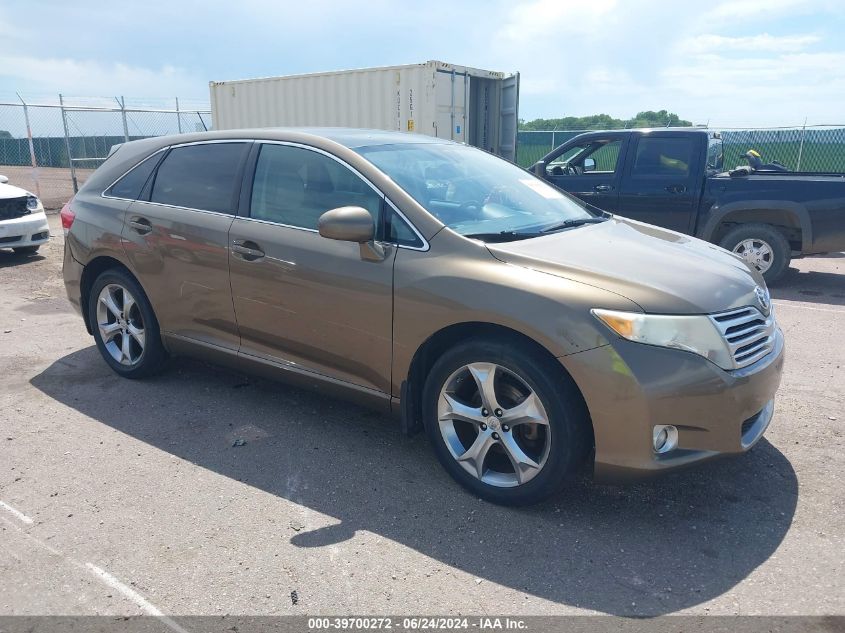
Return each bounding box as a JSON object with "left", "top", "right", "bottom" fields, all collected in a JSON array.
[
  {"left": 105, "top": 152, "right": 162, "bottom": 200},
  {"left": 150, "top": 143, "right": 248, "bottom": 213}
]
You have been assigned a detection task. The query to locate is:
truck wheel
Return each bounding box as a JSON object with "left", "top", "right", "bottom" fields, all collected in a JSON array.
[
  {"left": 719, "top": 223, "right": 791, "bottom": 284},
  {"left": 422, "top": 338, "right": 591, "bottom": 506}
]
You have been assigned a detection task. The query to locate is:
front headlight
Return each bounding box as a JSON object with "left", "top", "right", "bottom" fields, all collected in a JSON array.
[
  {"left": 26, "top": 195, "right": 39, "bottom": 211},
  {"left": 592, "top": 308, "right": 733, "bottom": 369}
]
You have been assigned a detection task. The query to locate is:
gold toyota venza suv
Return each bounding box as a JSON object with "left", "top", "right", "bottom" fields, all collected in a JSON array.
[{"left": 62, "top": 129, "right": 784, "bottom": 505}]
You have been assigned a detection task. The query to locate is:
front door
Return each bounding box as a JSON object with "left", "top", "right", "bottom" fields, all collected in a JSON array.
[
  {"left": 121, "top": 141, "right": 250, "bottom": 350},
  {"left": 616, "top": 133, "right": 702, "bottom": 234},
  {"left": 228, "top": 142, "right": 395, "bottom": 394},
  {"left": 544, "top": 138, "right": 624, "bottom": 213}
]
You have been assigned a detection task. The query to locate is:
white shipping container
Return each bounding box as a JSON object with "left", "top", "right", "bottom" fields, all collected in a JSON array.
[{"left": 209, "top": 60, "right": 520, "bottom": 161}]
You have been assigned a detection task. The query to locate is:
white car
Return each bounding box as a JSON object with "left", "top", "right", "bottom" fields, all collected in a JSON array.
[{"left": 0, "top": 174, "right": 50, "bottom": 254}]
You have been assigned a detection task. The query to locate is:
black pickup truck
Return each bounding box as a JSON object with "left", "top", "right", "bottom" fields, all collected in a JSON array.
[{"left": 531, "top": 128, "right": 845, "bottom": 283}]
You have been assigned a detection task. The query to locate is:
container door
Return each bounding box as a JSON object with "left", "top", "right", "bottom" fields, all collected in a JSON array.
[
  {"left": 497, "top": 73, "right": 519, "bottom": 162},
  {"left": 434, "top": 69, "right": 468, "bottom": 143}
]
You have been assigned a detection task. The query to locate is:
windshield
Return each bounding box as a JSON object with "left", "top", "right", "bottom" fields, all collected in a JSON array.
[{"left": 355, "top": 143, "right": 600, "bottom": 240}]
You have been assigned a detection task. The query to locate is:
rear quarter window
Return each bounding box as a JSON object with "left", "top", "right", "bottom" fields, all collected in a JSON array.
[{"left": 104, "top": 152, "right": 163, "bottom": 200}]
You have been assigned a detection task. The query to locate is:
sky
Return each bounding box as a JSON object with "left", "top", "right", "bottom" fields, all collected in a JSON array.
[{"left": 1, "top": 0, "right": 844, "bottom": 127}]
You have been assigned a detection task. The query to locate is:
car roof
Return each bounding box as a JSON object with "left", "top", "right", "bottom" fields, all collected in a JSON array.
[
  {"left": 575, "top": 127, "right": 716, "bottom": 137},
  {"left": 124, "top": 127, "right": 456, "bottom": 152},
  {"left": 291, "top": 127, "right": 452, "bottom": 148}
]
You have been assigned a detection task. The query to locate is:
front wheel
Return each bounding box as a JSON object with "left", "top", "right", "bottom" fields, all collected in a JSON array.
[
  {"left": 422, "top": 339, "right": 591, "bottom": 506},
  {"left": 719, "top": 223, "right": 791, "bottom": 284},
  {"left": 88, "top": 269, "right": 167, "bottom": 379}
]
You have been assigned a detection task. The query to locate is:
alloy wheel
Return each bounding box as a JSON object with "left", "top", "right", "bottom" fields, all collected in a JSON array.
[
  {"left": 96, "top": 284, "right": 145, "bottom": 366},
  {"left": 437, "top": 362, "right": 551, "bottom": 488}
]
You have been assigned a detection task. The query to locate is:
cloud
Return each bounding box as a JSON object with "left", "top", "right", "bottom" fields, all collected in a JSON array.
[
  {"left": 706, "top": 0, "right": 820, "bottom": 21},
  {"left": 0, "top": 54, "right": 206, "bottom": 100},
  {"left": 681, "top": 33, "right": 821, "bottom": 54},
  {"left": 659, "top": 51, "right": 845, "bottom": 126},
  {"left": 499, "top": 0, "right": 618, "bottom": 41}
]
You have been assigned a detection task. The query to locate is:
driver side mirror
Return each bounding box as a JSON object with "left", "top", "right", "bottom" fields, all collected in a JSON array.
[
  {"left": 318, "top": 206, "right": 386, "bottom": 262},
  {"left": 583, "top": 158, "right": 596, "bottom": 172},
  {"left": 0, "top": 175, "right": 8, "bottom": 184},
  {"left": 532, "top": 160, "right": 547, "bottom": 178}
]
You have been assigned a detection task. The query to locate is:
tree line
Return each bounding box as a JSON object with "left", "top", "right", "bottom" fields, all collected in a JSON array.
[{"left": 519, "top": 110, "right": 692, "bottom": 131}]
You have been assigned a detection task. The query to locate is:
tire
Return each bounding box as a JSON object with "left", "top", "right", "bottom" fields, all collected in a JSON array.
[
  {"left": 13, "top": 246, "right": 39, "bottom": 255},
  {"left": 88, "top": 268, "right": 167, "bottom": 379},
  {"left": 422, "top": 338, "right": 591, "bottom": 506},
  {"left": 719, "top": 223, "right": 791, "bottom": 285}
]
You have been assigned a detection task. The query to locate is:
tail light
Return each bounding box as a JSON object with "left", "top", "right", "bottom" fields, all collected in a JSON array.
[{"left": 60, "top": 201, "right": 76, "bottom": 236}]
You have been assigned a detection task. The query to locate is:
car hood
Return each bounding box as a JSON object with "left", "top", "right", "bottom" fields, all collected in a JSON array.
[
  {"left": 0, "top": 182, "right": 33, "bottom": 199},
  {"left": 486, "top": 217, "right": 765, "bottom": 314}
]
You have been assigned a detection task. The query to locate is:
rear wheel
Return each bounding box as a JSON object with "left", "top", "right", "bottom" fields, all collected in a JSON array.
[
  {"left": 13, "top": 246, "right": 39, "bottom": 255},
  {"left": 719, "top": 223, "right": 791, "bottom": 284},
  {"left": 88, "top": 269, "right": 167, "bottom": 378},
  {"left": 423, "top": 339, "right": 591, "bottom": 506}
]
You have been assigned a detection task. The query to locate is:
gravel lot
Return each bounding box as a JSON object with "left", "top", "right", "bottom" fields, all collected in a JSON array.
[{"left": 0, "top": 214, "right": 842, "bottom": 617}]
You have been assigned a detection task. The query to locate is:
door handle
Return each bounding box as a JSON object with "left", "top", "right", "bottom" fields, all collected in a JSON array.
[
  {"left": 594, "top": 184, "right": 613, "bottom": 193},
  {"left": 128, "top": 217, "right": 152, "bottom": 235},
  {"left": 231, "top": 239, "right": 265, "bottom": 261},
  {"left": 665, "top": 185, "right": 687, "bottom": 194}
]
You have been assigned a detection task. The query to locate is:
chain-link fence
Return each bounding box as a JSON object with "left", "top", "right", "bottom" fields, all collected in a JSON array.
[
  {"left": 515, "top": 126, "right": 845, "bottom": 171},
  {"left": 5, "top": 96, "right": 844, "bottom": 209},
  {"left": 0, "top": 95, "right": 211, "bottom": 209}
]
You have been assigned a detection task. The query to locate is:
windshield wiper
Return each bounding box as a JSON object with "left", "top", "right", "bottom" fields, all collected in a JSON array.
[
  {"left": 541, "top": 217, "right": 609, "bottom": 233},
  {"left": 463, "top": 231, "right": 542, "bottom": 243}
]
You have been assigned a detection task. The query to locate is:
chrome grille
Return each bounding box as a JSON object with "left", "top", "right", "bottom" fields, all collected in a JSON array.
[{"left": 710, "top": 306, "right": 776, "bottom": 369}]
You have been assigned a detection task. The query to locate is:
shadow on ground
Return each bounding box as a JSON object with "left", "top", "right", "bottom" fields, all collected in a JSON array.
[
  {"left": 0, "top": 250, "right": 46, "bottom": 269},
  {"left": 31, "top": 347, "right": 797, "bottom": 616},
  {"left": 772, "top": 254, "right": 845, "bottom": 306}
]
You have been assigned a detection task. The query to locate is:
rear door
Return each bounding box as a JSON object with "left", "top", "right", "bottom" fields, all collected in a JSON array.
[
  {"left": 616, "top": 133, "right": 703, "bottom": 233},
  {"left": 228, "top": 142, "right": 398, "bottom": 394},
  {"left": 120, "top": 141, "right": 250, "bottom": 350},
  {"left": 544, "top": 136, "right": 625, "bottom": 213}
]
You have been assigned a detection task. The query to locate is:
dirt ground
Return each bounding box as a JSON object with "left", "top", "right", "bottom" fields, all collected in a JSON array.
[
  {"left": 0, "top": 215, "right": 842, "bottom": 618},
  {"left": 0, "top": 165, "right": 95, "bottom": 210}
]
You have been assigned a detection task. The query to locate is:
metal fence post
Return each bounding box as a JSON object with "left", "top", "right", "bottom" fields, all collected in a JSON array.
[
  {"left": 17, "top": 93, "right": 41, "bottom": 198},
  {"left": 59, "top": 94, "right": 79, "bottom": 193},
  {"left": 176, "top": 97, "right": 182, "bottom": 134},
  {"left": 116, "top": 96, "right": 130, "bottom": 142},
  {"left": 796, "top": 117, "right": 807, "bottom": 171}
]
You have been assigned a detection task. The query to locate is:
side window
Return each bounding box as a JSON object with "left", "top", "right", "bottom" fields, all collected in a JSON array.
[
  {"left": 105, "top": 152, "right": 162, "bottom": 200},
  {"left": 587, "top": 141, "right": 621, "bottom": 172},
  {"left": 387, "top": 209, "right": 424, "bottom": 248},
  {"left": 633, "top": 137, "right": 695, "bottom": 177},
  {"left": 548, "top": 144, "right": 586, "bottom": 166},
  {"left": 250, "top": 144, "right": 382, "bottom": 230},
  {"left": 547, "top": 140, "right": 621, "bottom": 174},
  {"left": 150, "top": 143, "right": 248, "bottom": 213}
]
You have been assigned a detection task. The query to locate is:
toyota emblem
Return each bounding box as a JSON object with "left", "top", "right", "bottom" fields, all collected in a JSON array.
[{"left": 755, "top": 286, "right": 770, "bottom": 312}]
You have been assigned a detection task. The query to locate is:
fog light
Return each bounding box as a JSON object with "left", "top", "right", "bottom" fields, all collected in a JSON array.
[{"left": 653, "top": 425, "right": 678, "bottom": 454}]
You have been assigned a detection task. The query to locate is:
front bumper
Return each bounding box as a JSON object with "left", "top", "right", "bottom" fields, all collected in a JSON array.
[
  {"left": 562, "top": 326, "right": 785, "bottom": 480},
  {"left": 0, "top": 211, "right": 50, "bottom": 248}
]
